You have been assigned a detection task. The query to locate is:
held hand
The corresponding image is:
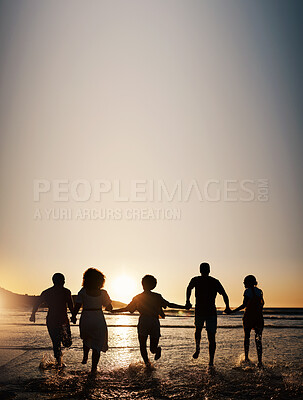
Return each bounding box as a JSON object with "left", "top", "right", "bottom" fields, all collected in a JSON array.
[
  {"left": 185, "top": 300, "right": 192, "bottom": 310},
  {"left": 71, "top": 316, "right": 77, "bottom": 324},
  {"left": 29, "top": 313, "right": 35, "bottom": 323},
  {"left": 223, "top": 307, "right": 231, "bottom": 315}
]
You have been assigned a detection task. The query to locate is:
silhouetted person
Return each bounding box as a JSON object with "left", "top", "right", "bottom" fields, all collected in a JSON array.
[
  {"left": 30, "top": 273, "right": 74, "bottom": 367},
  {"left": 71, "top": 268, "right": 112, "bottom": 374},
  {"left": 231, "top": 275, "right": 264, "bottom": 368},
  {"left": 112, "top": 274, "right": 186, "bottom": 367},
  {"left": 186, "top": 262, "right": 230, "bottom": 367}
]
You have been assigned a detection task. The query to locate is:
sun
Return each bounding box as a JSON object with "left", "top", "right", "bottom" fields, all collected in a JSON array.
[{"left": 109, "top": 275, "right": 137, "bottom": 304}]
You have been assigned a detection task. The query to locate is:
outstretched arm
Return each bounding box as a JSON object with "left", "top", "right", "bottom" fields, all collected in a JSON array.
[
  {"left": 112, "top": 297, "right": 136, "bottom": 313},
  {"left": 221, "top": 289, "right": 231, "bottom": 314},
  {"left": 166, "top": 301, "right": 187, "bottom": 310},
  {"left": 186, "top": 279, "right": 195, "bottom": 309},
  {"left": 29, "top": 296, "right": 43, "bottom": 322},
  {"left": 111, "top": 305, "right": 131, "bottom": 313},
  {"left": 231, "top": 296, "right": 248, "bottom": 313},
  {"left": 105, "top": 303, "right": 113, "bottom": 312}
]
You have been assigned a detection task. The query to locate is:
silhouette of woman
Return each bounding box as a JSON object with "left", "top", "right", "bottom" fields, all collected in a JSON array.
[{"left": 71, "top": 268, "right": 112, "bottom": 373}]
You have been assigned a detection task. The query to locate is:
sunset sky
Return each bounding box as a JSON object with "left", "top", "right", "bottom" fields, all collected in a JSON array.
[{"left": 0, "top": 0, "right": 302, "bottom": 307}]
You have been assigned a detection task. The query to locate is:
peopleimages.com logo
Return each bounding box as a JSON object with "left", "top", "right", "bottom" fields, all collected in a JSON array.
[{"left": 33, "top": 179, "right": 269, "bottom": 203}]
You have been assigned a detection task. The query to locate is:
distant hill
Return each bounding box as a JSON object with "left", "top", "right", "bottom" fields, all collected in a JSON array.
[
  {"left": 0, "top": 287, "right": 126, "bottom": 309},
  {"left": 0, "top": 287, "right": 36, "bottom": 308}
]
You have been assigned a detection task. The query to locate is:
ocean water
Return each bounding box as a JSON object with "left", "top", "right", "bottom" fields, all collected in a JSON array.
[{"left": 0, "top": 309, "right": 302, "bottom": 399}]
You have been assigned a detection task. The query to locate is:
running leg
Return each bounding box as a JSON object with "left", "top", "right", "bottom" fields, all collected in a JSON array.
[
  {"left": 91, "top": 349, "right": 100, "bottom": 372},
  {"left": 138, "top": 335, "right": 149, "bottom": 365},
  {"left": 255, "top": 329, "right": 263, "bottom": 367},
  {"left": 47, "top": 323, "right": 62, "bottom": 366},
  {"left": 244, "top": 328, "right": 251, "bottom": 362},
  {"left": 82, "top": 343, "right": 90, "bottom": 364},
  {"left": 207, "top": 331, "right": 216, "bottom": 366},
  {"left": 150, "top": 336, "right": 161, "bottom": 360},
  {"left": 61, "top": 323, "right": 72, "bottom": 348},
  {"left": 193, "top": 326, "right": 202, "bottom": 359}
]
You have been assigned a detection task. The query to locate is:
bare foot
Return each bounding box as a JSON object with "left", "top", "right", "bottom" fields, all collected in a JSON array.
[
  {"left": 242, "top": 358, "right": 253, "bottom": 365},
  {"left": 155, "top": 347, "right": 161, "bottom": 360},
  {"left": 56, "top": 356, "right": 65, "bottom": 368},
  {"left": 56, "top": 361, "right": 66, "bottom": 368},
  {"left": 145, "top": 361, "right": 154, "bottom": 370},
  {"left": 207, "top": 364, "right": 216, "bottom": 375},
  {"left": 193, "top": 349, "right": 200, "bottom": 359}
]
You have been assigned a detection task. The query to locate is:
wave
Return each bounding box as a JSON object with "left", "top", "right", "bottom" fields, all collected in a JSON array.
[
  {"left": 263, "top": 316, "right": 303, "bottom": 320},
  {"left": 2, "top": 323, "right": 303, "bottom": 329}
]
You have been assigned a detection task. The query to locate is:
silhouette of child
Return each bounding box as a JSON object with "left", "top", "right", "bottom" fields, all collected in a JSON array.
[
  {"left": 112, "top": 274, "right": 186, "bottom": 367},
  {"left": 29, "top": 273, "right": 74, "bottom": 367},
  {"left": 231, "top": 275, "right": 264, "bottom": 368}
]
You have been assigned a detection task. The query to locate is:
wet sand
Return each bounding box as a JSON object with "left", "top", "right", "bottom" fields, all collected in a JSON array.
[
  {"left": 1, "top": 361, "right": 303, "bottom": 400},
  {"left": 0, "top": 310, "right": 302, "bottom": 399}
]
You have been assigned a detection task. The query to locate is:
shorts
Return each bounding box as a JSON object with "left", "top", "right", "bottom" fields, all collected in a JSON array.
[
  {"left": 46, "top": 321, "right": 72, "bottom": 359},
  {"left": 137, "top": 315, "right": 161, "bottom": 338},
  {"left": 194, "top": 314, "right": 217, "bottom": 333},
  {"left": 243, "top": 315, "right": 264, "bottom": 333}
]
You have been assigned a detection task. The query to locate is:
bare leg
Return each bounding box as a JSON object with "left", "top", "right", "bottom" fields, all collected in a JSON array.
[
  {"left": 82, "top": 343, "right": 90, "bottom": 364},
  {"left": 56, "top": 354, "right": 63, "bottom": 367},
  {"left": 138, "top": 335, "right": 150, "bottom": 365},
  {"left": 207, "top": 331, "right": 216, "bottom": 366},
  {"left": 150, "top": 336, "right": 161, "bottom": 360},
  {"left": 193, "top": 326, "right": 202, "bottom": 358},
  {"left": 91, "top": 349, "right": 100, "bottom": 372},
  {"left": 255, "top": 329, "right": 263, "bottom": 367},
  {"left": 47, "top": 323, "right": 62, "bottom": 366},
  {"left": 244, "top": 329, "right": 251, "bottom": 362}
]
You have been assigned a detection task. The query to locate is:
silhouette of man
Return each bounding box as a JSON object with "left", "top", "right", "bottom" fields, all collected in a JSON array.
[
  {"left": 30, "top": 273, "right": 74, "bottom": 367},
  {"left": 186, "top": 262, "right": 230, "bottom": 367}
]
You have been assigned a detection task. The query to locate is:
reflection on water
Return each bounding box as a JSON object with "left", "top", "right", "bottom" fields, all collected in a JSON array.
[
  {"left": 109, "top": 314, "right": 139, "bottom": 368},
  {"left": 2, "top": 361, "right": 303, "bottom": 400},
  {"left": 111, "top": 315, "right": 135, "bottom": 347},
  {"left": 0, "top": 310, "right": 302, "bottom": 399},
  {"left": 21, "top": 363, "right": 163, "bottom": 400}
]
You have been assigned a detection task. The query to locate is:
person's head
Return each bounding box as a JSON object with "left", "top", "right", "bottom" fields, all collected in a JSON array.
[
  {"left": 200, "top": 262, "right": 210, "bottom": 276},
  {"left": 82, "top": 267, "right": 105, "bottom": 290},
  {"left": 243, "top": 275, "right": 258, "bottom": 288},
  {"left": 52, "top": 273, "right": 65, "bottom": 287},
  {"left": 141, "top": 275, "right": 157, "bottom": 291}
]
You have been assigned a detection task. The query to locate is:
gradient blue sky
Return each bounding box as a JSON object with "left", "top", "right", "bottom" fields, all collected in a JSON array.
[{"left": 0, "top": 0, "right": 302, "bottom": 306}]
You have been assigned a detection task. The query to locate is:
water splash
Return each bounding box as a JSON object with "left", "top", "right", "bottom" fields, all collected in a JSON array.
[{"left": 39, "top": 353, "right": 57, "bottom": 370}]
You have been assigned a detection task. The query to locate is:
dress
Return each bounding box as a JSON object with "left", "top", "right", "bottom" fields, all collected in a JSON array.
[
  {"left": 243, "top": 287, "right": 264, "bottom": 332},
  {"left": 76, "top": 288, "right": 111, "bottom": 352}
]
